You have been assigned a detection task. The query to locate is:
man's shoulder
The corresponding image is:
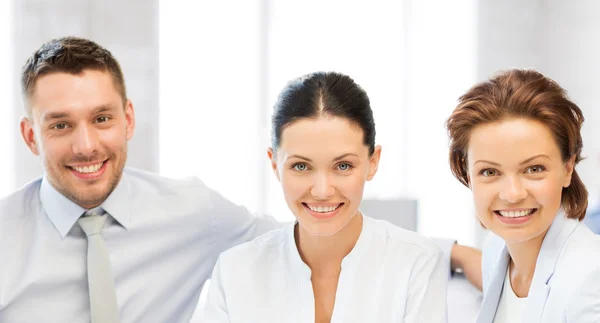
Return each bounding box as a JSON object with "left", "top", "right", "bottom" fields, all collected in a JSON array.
[
  {"left": 0, "top": 178, "right": 43, "bottom": 214},
  {"left": 123, "top": 167, "right": 211, "bottom": 196},
  {"left": 122, "top": 167, "right": 234, "bottom": 215}
]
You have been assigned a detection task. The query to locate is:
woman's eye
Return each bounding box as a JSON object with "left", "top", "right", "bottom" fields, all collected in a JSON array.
[
  {"left": 526, "top": 165, "right": 546, "bottom": 174},
  {"left": 337, "top": 163, "right": 352, "bottom": 171},
  {"left": 293, "top": 163, "right": 308, "bottom": 171},
  {"left": 480, "top": 169, "right": 498, "bottom": 177}
]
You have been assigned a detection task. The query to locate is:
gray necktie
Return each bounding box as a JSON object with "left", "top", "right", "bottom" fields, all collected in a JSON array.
[{"left": 78, "top": 208, "right": 121, "bottom": 323}]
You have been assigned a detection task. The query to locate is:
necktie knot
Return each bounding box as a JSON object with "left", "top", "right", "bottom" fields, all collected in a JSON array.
[{"left": 78, "top": 208, "right": 108, "bottom": 236}]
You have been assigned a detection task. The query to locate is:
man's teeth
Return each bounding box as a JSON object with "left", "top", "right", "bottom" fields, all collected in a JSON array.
[
  {"left": 308, "top": 205, "right": 340, "bottom": 213},
  {"left": 73, "top": 162, "right": 103, "bottom": 174},
  {"left": 498, "top": 209, "right": 534, "bottom": 218}
]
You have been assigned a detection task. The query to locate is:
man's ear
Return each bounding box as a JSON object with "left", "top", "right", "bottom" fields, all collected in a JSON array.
[
  {"left": 124, "top": 99, "right": 136, "bottom": 140},
  {"left": 20, "top": 116, "right": 40, "bottom": 155}
]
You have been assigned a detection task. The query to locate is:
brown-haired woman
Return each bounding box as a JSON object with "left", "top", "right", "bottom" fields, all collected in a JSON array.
[{"left": 446, "top": 69, "right": 600, "bottom": 323}]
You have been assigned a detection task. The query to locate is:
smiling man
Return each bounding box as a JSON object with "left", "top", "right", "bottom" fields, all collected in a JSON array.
[
  {"left": 0, "top": 37, "right": 281, "bottom": 323},
  {"left": 22, "top": 68, "right": 131, "bottom": 209}
]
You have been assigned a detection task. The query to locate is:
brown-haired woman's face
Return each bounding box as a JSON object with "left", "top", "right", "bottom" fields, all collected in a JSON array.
[{"left": 466, "top": 117, "right": 575, "bottom": 243}]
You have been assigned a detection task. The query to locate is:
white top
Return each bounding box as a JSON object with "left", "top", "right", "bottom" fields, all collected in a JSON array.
[
  {"left": 0, "top": 168, "right": 280, "bottom": 323},
  {"left": 493, "top": 268, "right": 527, "bottom": 323},
  {"left": 203, "top": 215, "right": 448, "bottom": 323}
]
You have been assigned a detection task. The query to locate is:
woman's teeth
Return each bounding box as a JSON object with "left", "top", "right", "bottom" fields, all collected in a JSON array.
[
  {"left": 307, "top": 204, "right": 340, "bottom": 213},
  {"left": 498, "top": 209, "right": 534, "bottom": 218}
]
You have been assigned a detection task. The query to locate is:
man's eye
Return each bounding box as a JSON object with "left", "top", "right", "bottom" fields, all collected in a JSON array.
[
  {"left": 53, "top": 123, "right": 68, "bottom": 130},
  {"left": 96, "top": 116, "right": 109, "bottom": 123}
]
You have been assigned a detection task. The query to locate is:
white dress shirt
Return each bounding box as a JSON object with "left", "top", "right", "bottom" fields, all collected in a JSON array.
[
  {"left": 0, "top": 168, "right": 280, "bottom": 323},
  {"left": 204, "top": 215, "right": 448, "bottom": 323}
]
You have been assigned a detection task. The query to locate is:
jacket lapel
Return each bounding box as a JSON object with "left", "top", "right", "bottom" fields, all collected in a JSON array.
[
  {"left": 522, "top": 215, "right": 579, "bottom": 322},
  {"left": 476, "top": 245, "right": 510, "bottom": 323}
]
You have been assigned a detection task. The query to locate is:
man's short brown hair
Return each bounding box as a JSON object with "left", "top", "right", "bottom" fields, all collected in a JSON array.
[{"left": 21, "top": 37, "right": 127, "bottom": 114}]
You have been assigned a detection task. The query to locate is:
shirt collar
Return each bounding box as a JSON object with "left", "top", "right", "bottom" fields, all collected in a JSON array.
[
  {"left": 286, "top": 222, "right": 312, "bottom": 278},
  {"left": 40, "top": 173, "right": 132, "bottom": 239},
  {"left": 40, "top": 175, "right": 86, "bottom": 239},
  {"left": 340, "top": 212, "right": 372, "bottom": 269},
  {"left": 100, "top": 172, "right": 132, "bottom": 230},
  {"left": 285, "top": 212, "right": 372, "bottom": 277}
]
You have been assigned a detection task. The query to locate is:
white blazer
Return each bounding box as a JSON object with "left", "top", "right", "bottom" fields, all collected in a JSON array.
[{"left": 477, "top": 214, "right": 600, "bottom": 323}]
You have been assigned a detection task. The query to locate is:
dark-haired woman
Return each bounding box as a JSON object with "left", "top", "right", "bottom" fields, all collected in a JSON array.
[{"left": 203, "top": 72, "right": 448, "bottom": 323}]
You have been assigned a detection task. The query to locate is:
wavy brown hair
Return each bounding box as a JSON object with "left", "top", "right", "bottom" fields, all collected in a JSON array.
[{"left": 446, "top": 69, "right": 588, "bottom": 220}]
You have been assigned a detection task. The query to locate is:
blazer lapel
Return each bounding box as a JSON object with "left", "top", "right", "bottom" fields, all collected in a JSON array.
[
  {"left": 476, "top": 245, "right": 510, "bottom": 323},
  {"left": 522, "top": 214, "right": 579, "bottom": 322}
]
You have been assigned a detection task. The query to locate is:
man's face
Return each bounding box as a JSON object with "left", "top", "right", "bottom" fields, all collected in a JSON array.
[{"left": 21, "top": 69, "right": 135, "bottom": 208}]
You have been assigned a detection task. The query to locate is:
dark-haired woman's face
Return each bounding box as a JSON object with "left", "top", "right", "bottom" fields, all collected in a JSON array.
[
  {"left": 268, "top": 116, "right": 381, "bottom": 237},
  {"left": 466, "top": 117, "right": 574, "bottom": 246}
]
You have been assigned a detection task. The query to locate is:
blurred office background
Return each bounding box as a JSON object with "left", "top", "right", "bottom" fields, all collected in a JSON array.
[{"left": 2, "top": 0, "right": 600, "bottom": 251}]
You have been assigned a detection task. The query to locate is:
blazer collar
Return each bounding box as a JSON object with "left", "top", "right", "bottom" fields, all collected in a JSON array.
[
  {"left": 476, "top": 243, "right": 509, "bottom": 323},
  {"left": 523, "top": 213, "right": 579, "bottom": 322}
]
